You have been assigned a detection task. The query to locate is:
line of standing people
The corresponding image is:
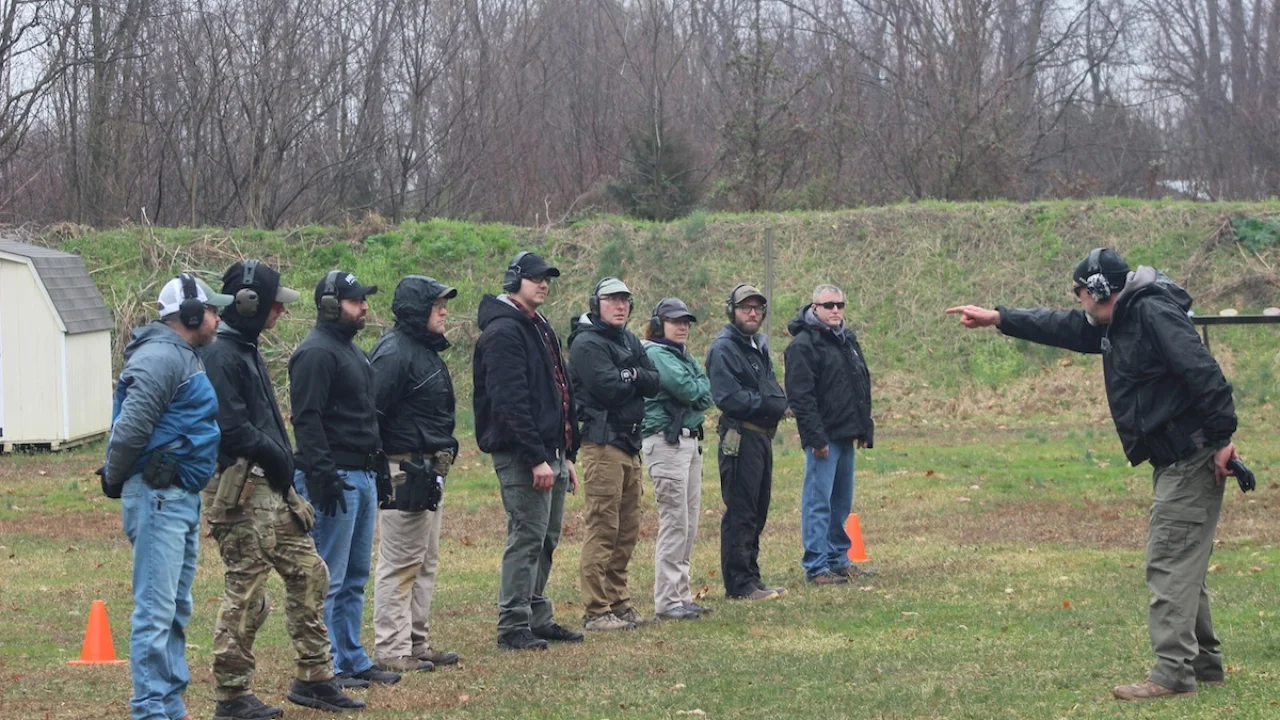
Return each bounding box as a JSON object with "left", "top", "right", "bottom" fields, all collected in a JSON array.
[{"left": 100, "top": 251, "right": 878, "bottom": 718}]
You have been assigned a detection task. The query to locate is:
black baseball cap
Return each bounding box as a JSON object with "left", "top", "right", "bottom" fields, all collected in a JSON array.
[
  {"left": 1073, "top": 248, "right": 1130, "bottom": 290},
  {"left": 653, "top": 297, "right": 697, "bottom": 322},
  {"left": 314, "top": 270, "right": 379, "bottom": 306},
  {"left": 511, "top": 252, "right": 561, "bottom": 280}
]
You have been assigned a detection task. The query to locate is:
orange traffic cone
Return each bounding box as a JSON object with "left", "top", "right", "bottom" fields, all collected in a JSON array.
[
  {"left": 845, "top": 513, "right": 869, "bottom": 563},
  {"left": 68, "top": 600, "right": 127, "bottom": 665}
]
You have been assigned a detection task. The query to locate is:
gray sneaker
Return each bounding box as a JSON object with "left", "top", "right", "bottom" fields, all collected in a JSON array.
[
  {"left": 583, "top": 612, "right": 636, "bottom": 631},
  {"left": 615, "top": 607, "right": 658, "bottom": 626},
  {"left": 683, "top": 601, "right": 714, "bottom": 615},
  {"left": 656, "top": 606, "right": 701, "bottom": 621}
]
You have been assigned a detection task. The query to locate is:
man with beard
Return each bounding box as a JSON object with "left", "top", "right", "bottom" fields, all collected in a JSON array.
[
  {"left": 706, "top": 284, "right": 789, "bottom": 601},
  {"left": 784, "top": 284, "right": 875, "bottom": 587},
  {"left": 370, "top": 276, "right": 462, "bottom": 671},
  {"left": 474, "top": 251, "right": 584, "bottom": 651},
  {"left": 101, "top": 274, "right": 231, "bottom": 720},
  {"left": 202, "top": 260, "right": 364, "bottom": 719},
  {"left": 568, "top": 277, "right": 661, "bottom": 631},
  {"left": 290, "top": 271, "right": 407, "bottom": 686},
  {"left": 947, "top": 248, "right": 1242, "bottom": 700}
]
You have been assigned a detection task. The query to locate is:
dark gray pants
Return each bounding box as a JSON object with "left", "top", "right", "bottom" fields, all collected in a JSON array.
[
  {"left": 1146, "top": 446, "right": 1225, "bottom": 691},
  {"left": 494, "top": 452, "right": 569, "bottom": 637}
]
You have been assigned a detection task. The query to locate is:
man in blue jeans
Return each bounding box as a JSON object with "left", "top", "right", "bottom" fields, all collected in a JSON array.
[
  {"left": 100, "top": 274, "right": 232, "bottom": 720},
  {"left": 783, "top": 283, "right": 875, "bottom": 585},
  {"left": 289, "top": 270, "right": 411, "bottom": 686}
]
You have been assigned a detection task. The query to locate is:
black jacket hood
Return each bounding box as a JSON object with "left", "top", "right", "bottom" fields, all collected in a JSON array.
[
  {"left": 219, "top": 263, "right": 284, "bottom": 342},
  {"left": 1113, "top": 266, "right": 1194, "bottom": 322},
  {"left": 568, "top": 312, "right": 625, "bottom": 349},
  {"left": 392, "top": 276, "right": 451, "bottom": 350},
  {"left": 478, "top": 293, "right": 541, "bottom": 330}
]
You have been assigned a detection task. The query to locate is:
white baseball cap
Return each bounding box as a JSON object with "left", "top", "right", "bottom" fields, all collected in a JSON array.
[{"left": 156, "top": 274, "right": 234, "bottom": 318}]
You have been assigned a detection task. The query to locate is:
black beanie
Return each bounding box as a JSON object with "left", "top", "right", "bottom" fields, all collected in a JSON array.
[{"left": 1073, "top": 248, "right": 1130, "bottom": 291}]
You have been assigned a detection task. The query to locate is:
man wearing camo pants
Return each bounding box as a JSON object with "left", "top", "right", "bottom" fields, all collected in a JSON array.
[{"left": 201, "top": 260, "right": 363, "bottom": 719}]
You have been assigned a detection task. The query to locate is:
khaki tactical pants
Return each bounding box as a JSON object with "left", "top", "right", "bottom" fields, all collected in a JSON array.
[
  {"left": 642, "top": 434, "right": 703, "bottom": 614},
  {"left": 1146, "top": 446, "right": 1225, "bottom": 692},
  {"left": 204, "top": 482, "right": 333, "bottom": 700},
  {"left": 578, "top": 441, "right": 645, "bottom": 617},
  {"left": 373, "top": 454, "right": 444, "bottom": 662}
]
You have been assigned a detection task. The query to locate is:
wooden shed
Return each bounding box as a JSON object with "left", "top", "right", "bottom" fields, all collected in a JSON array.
[{"left": 0, "top": 239, "right": 114, "bottom": 451}]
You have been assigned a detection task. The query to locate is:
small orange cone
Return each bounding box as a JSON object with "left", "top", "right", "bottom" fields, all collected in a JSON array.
[
  {"left": 845, "top": 513, "right": 869, "bottom": 563},
  {"left": 68, "top": 600, "right": 127, "bottom": 665}
]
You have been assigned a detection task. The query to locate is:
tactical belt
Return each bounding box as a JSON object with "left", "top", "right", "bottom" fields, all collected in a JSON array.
[
  {"left": 332, "top": 451, "right": 379, "bottom": 472},
  {"left": 679, "top": 426, "right": 705, "bottom": 440},
  {"left": 741, "top": 421, "right": 777, "bottom": 439},
  {"left": 611, "top": 422, "right": 643, "bottom": 435}
]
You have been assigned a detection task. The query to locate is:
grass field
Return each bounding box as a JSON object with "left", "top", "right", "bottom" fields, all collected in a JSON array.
[{"left": 2, "top": 410, "right": 1277, "bottom": 719}]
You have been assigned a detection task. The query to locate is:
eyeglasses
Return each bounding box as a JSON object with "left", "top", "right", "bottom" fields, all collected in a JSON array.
[
  {"left": 737, "top": 304, "right": 765, "bottom": 316},
  {"left": 815, "top": 301, "right": 846, "bottom": 310}
]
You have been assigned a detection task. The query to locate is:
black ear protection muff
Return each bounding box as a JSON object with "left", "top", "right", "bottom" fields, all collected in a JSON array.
[
  {"left": 234, "top": 259, "right": 260, "bottom": 317},
  {"left": 503, "top": 251, "right": 532, "bottom": 294},
  {"left": 177, "top": 273, "right": 206, "bottom": 329},
  {"left": 318, "top": 270, "right": 342, "bottom": 322},
  {"left": 648, "top": 310, "right": 664, "bottom": 337},
  {"left": 1081, "top": 248, "right": 1113, "bottom": 303},
  {"left": 589, "top": 277, "right": 632, "bottom": 316},
  {"left": 725, "top": 284, "right": 768, "bottom": 321}
]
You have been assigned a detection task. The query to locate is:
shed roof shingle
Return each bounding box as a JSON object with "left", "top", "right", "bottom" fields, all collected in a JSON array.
[{"left": 0, "top": 240, "right": 115, "bottom": 334}]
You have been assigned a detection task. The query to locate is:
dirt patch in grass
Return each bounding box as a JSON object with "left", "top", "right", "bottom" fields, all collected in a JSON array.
[
  {"left": 0, "top": 509, "right": 126, "bottom": 545},
  {"left": 887, "top": 493, "right": 1280, "bottom": 549}
]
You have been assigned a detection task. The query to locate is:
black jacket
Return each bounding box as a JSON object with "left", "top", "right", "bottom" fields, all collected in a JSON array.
[
  {"left": 198, "top": 323, "right": 295, "bottom": 493},
  {"left": 784, "top": 308, "right": 874, "bottom": 449},
  {"left": 706, "top": 324, "right": 788, "bottom": 430},
  {"left": 998, "top": 266, "right": 1236, "bottom": 467},
  {"left": 567, "top": 313, "right": 661, "bottom": 454},
  {"left": 473, "top": 295, "right": 581, "bottom": 467},
  {"left": 370, "top": 326, "right": 457, "bottom": 457},
  {"left": 288, "top": 320, "right": 380, "bottom": 483}
]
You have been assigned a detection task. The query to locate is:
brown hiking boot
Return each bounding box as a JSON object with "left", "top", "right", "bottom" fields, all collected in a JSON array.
[
  {"left": 615, "top": 608, "right": 657, "bottom": 626},
  {"left": 412, "top": 646, "right": 460, "bottom": 666},
  {"left": 807, "top": 570, "right": 849, "bottom": 586},
  {"left": 1112, "top": 679, "right": 1196, "bottom": 701},
  {"left": 583, "top": 612, "right": 636, "bottom": 631},
  {"left": 833, "top": 565, "right": 877, "bottom": 579}
]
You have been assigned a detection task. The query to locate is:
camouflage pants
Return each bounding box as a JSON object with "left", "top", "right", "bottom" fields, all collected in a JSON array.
[{"left": 205, "top": 483, "right": 333, "bottom": 700}]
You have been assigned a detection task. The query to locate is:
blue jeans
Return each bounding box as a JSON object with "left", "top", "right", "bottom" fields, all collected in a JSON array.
[
  {"left": 800, "top": 441, "right": 855, "bottom": 577},
  {"left": 294, "top": 468, "right": 376, "bottom": 675},
  {"left": 121, "top": 475, "right": 201, "bottom": 720}
]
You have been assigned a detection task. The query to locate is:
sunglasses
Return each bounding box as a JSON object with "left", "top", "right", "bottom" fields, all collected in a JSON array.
[
  {"left": 1072, "top": 285, "right": 1087, "bottom": 298},
  {"left": 815, "top": 301, "right": 846, "bottom": 310}
]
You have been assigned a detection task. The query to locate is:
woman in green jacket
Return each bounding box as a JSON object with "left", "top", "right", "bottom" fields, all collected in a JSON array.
[{"left": 641, "top": 298, "right": 715, "bottom": 620}]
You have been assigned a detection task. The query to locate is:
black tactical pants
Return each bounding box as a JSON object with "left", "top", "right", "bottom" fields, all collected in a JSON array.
[{"left": 718, "top": 428, "right": 773, "bottom": 597}]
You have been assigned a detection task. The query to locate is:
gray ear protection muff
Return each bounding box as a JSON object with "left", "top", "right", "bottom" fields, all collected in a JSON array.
[
  {"left": 234, "top": 259, "right": 260, "bottom": 317},
  {"left": 1081, "top": 248, "right": 1113, "bottom": 303},
  {"left": 725, "top": 284, "right": 767, "bottom": 321},
  {"left": 318, "top": 270, "right": 342, "bottom": 322},
  {"left": 503, "top": 251, "right": 532, "bottom": 294},
  {"left": 177, "top": 273, "right": 205, "bottom": 329}
]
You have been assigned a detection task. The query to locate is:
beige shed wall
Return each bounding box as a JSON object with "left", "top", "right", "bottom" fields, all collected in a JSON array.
[
  {"left": 63, "top": 331, "right": 112, "bottom": 440},
  {"left": 0, "top": 258, "right": 65, "bottom": 443}
]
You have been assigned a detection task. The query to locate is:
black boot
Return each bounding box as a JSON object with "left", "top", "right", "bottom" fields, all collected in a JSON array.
[
  {"left": 287, "top": 679, "right": 368, "bottom": 713},
  {"left": 213, "top": 694, "right": 284, "bottom": 720}
]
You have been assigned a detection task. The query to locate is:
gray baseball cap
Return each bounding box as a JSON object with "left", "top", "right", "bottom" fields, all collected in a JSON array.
[
  {"left": 595, "top": 277, "right": 631, "bottom": 297},
  {"left": 652, "top": 297, "right": 697, "bottom": 322}
]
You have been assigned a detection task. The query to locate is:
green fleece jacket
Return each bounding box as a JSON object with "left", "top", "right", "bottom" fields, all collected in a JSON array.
[{"left": 641, "top": 340, "right": 714, "bottom": 437}]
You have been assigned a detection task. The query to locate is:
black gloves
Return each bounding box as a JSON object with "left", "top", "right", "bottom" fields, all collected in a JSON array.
[
  {"left": 307, "top": 471, "right": 354, "bottom": 516},
  {"left": 96, "top": 466, "right": 122, "bottom": 499},
  {"left": 1229, "top": 457, "right": 1256, "bottom": 493},
  {"left": 258, "top": 441, "right": 296, "bottom": 495}
]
